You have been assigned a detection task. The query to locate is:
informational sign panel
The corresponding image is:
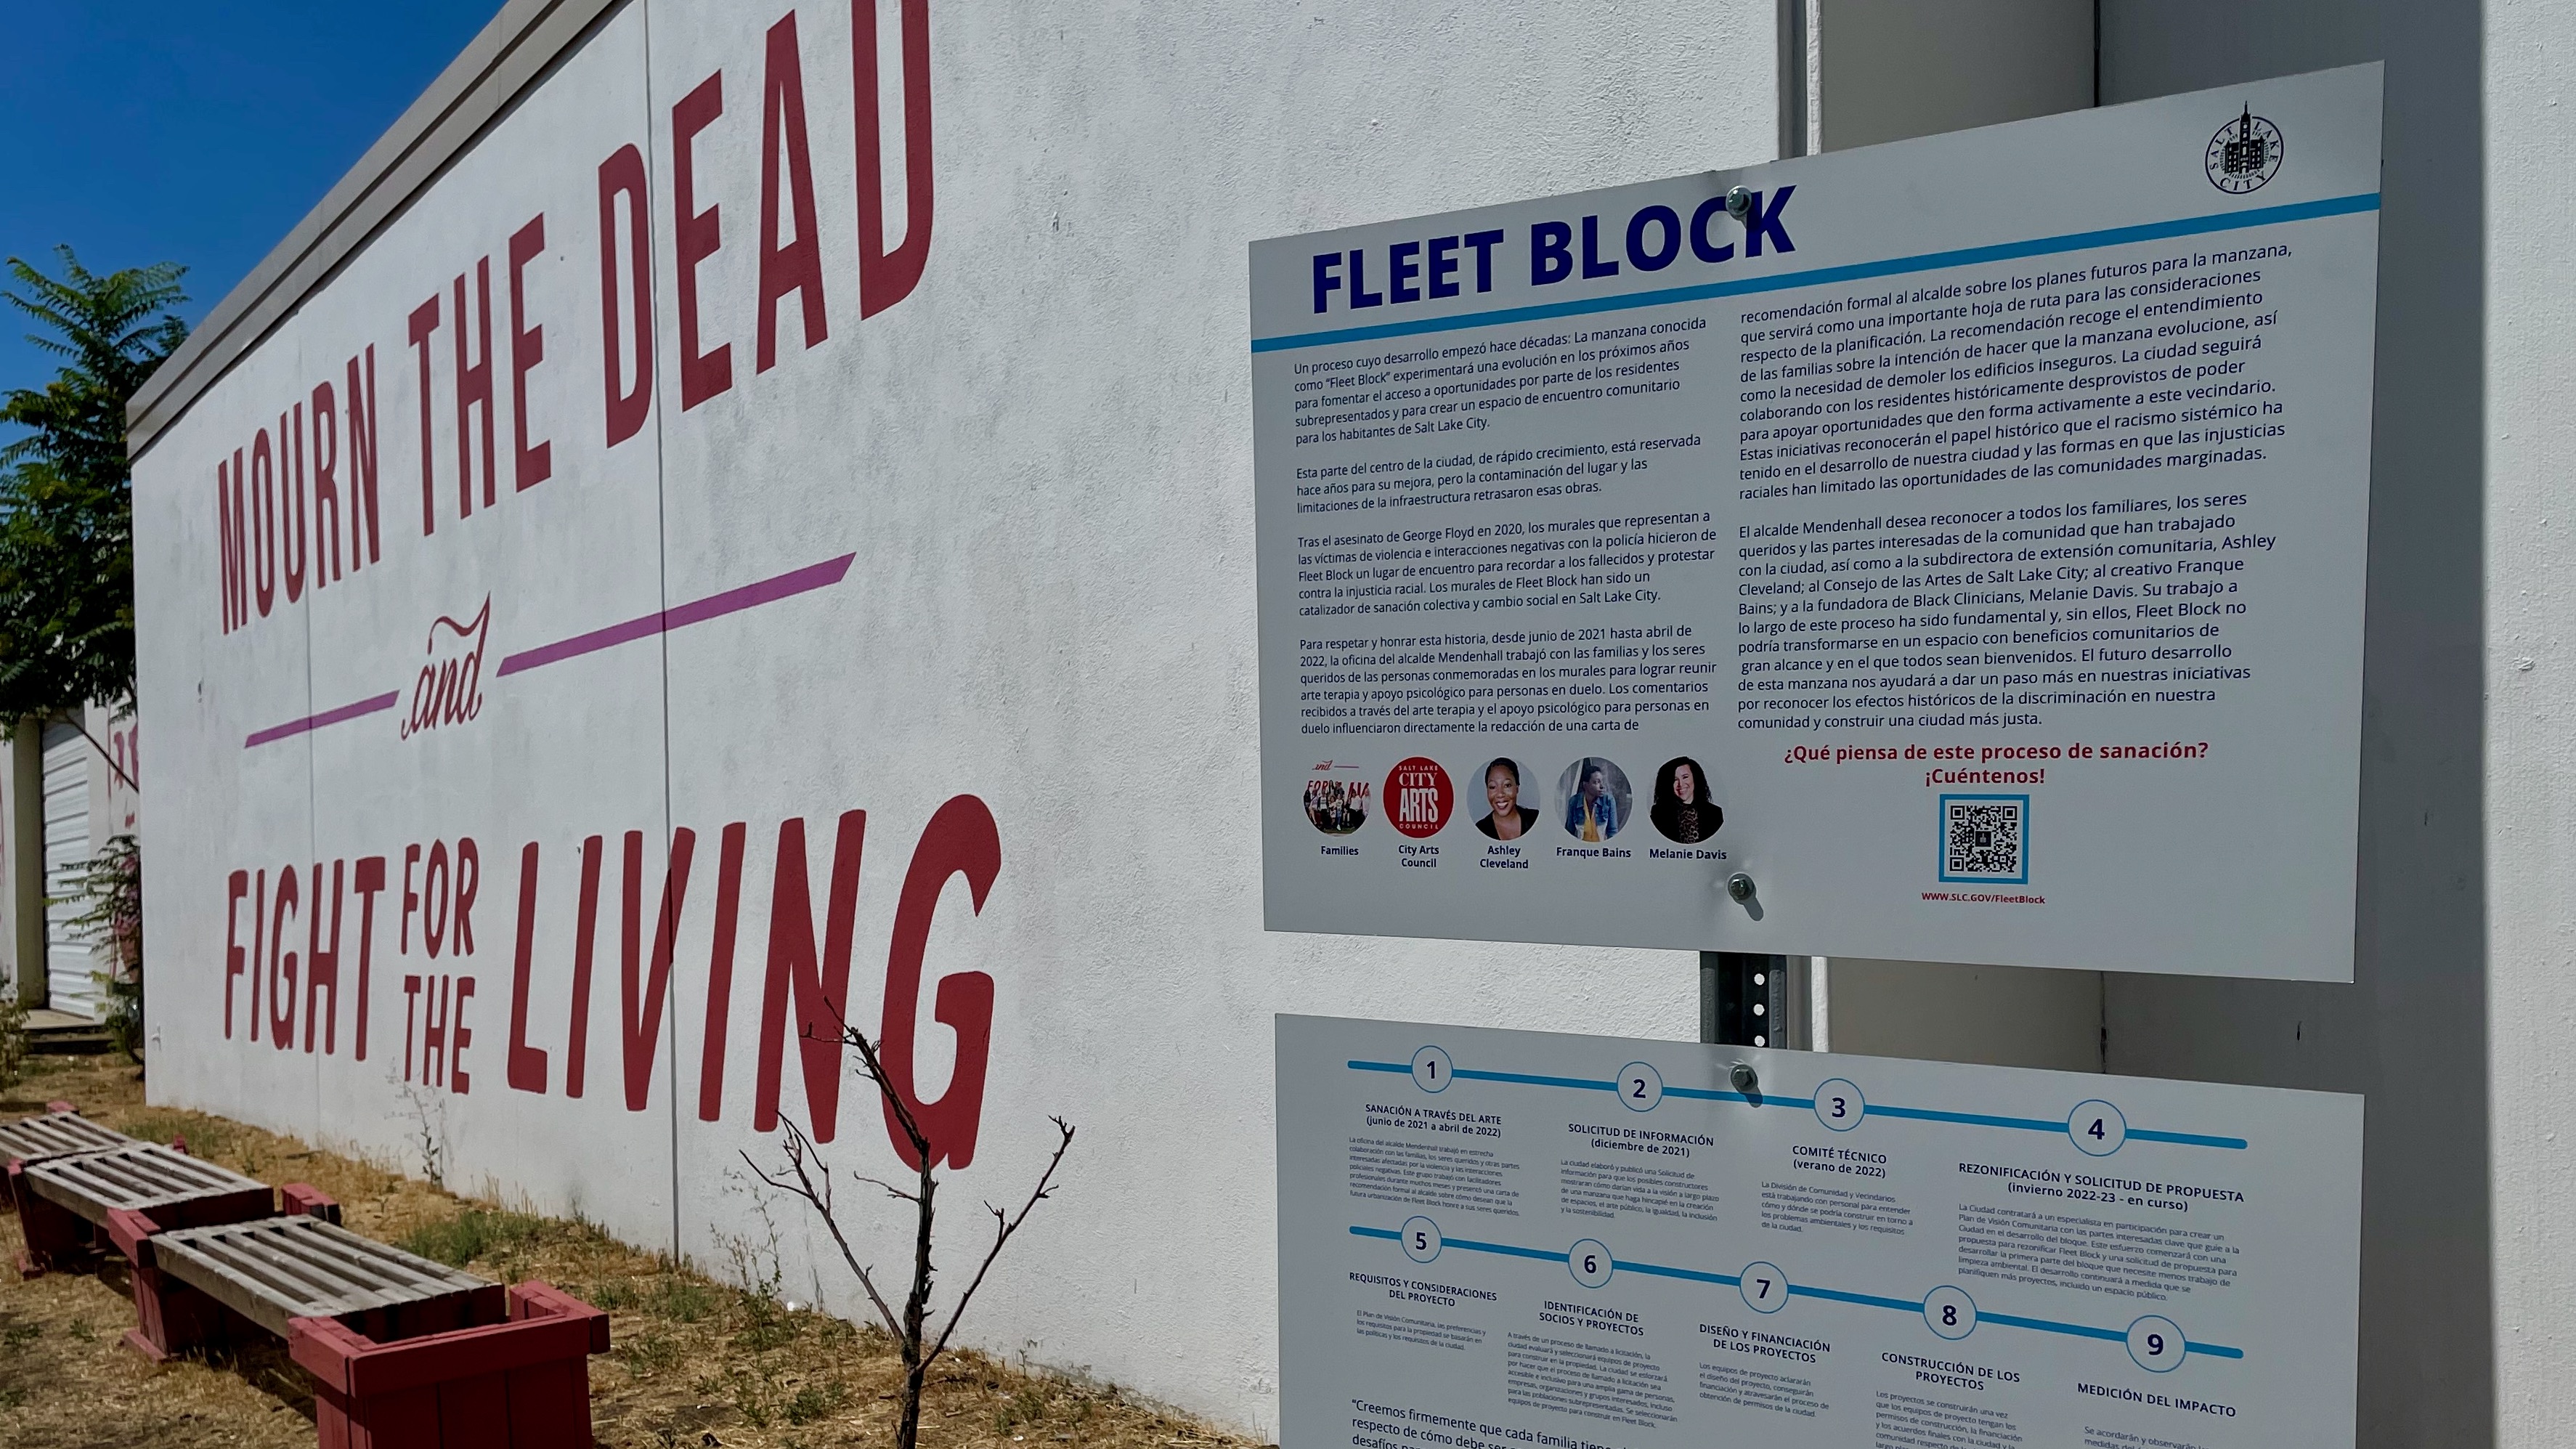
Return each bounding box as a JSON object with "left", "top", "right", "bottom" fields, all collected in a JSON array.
[
  {"left": 1278, "top": 1015, "right": 2362, "bottom": 1449},
  {"left": 1254, "top": 66, "right": 2384, "bottom": 979}
]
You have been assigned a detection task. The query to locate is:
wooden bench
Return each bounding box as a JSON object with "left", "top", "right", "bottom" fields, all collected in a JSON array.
[
  {"left": 0, "top": 1105, "right": 136, "bottom": 1168},
  {"left": 9, "top": 1142, "right": 275, "bottom": 1275},
  {"left": 0, "top": 1105, "right": 136, "bottom": 1212},
  {"left": 114, "top": 1209, "right": 500, "bottom": 1357},
  {"left": 107, "top": 1196, "right": 609, "bottom": 1446}
]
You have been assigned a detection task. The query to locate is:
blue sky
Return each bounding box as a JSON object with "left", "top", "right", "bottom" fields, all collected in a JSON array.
[{"left": 0, "top": 1, "right": 502, "bottom": 424}]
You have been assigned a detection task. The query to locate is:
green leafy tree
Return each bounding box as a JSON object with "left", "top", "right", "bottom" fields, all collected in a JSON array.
[{"left": 0, "top": 245, "right": 188, "bottom": 776}]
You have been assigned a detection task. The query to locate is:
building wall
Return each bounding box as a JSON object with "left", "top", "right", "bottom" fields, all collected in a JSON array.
[
  {"left": 128, "top": 1, "right": 1776, "bottom": 1429},
  {"left": 2482, "top": 3, "right": 2576, "bottom": 1444}
]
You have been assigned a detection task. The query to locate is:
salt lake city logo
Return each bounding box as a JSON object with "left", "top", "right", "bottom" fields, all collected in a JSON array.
[{"left": 2205, "top": 105, "right": 2283, "bottom": 194}]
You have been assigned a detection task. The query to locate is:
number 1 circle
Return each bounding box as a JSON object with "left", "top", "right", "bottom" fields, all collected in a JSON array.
[{"left": 1411, "top": 1046, "right": 1454, "bottom": 1093}]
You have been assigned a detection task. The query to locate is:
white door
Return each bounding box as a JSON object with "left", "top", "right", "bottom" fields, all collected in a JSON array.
[{"left": 42, "top": 722, "right": 99, "bottom": 1021}]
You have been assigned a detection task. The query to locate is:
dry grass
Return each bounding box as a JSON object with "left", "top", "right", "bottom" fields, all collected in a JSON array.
[{"left": 0, "top": 1053, "right": 1261, "bottom": 1449}]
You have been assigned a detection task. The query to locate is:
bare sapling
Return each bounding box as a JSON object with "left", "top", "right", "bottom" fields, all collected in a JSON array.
[{"left": 745, "top": 1025, "right": 1075, "bottom": 1449}]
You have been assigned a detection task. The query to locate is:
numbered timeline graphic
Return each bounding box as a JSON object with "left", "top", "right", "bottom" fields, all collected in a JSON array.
[
  {"left": 1277, "top": 1016, "right": 2362, "bottom": 1449},
  {"left": 1251, "top": 65, "right": 2385, "bottom": 980}
]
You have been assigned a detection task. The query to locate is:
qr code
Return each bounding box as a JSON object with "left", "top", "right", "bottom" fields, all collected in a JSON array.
[{"left": 1943, "top": 797, "right": 2026, "bottom": 881}]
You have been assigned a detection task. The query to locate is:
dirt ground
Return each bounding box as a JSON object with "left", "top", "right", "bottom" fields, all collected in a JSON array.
[{"left": 0, "top": 1052, "right": 1263, "bottom": 1449}]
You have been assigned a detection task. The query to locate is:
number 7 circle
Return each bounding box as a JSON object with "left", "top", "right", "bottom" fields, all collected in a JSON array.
[{"left": 1739, "top": 1261, "right": 1788, "bottom": 1314}]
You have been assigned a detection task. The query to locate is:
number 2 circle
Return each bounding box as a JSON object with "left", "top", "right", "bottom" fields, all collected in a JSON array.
[
  {"left": 2068, "top": 1100, "right": 2127, "bottom": 1156},
  {"left": 1739, "top": 1262, "right": 1789, "bottom": 1314},
  {"left": 2127, "top": 1315, "right": 2186, "bottom": 1373},
  {"left": 1411, "top": 1046, "right": 1454, "bottom": 1093},
  {"left": 1617, "top": 1062, "right": 1664, "bottom": 1111},
  {"left": 1813, "top": 1079, "right": 1866, "bottom": 1132},
  {"left": 1567, "top": 1240, "right": 1614, "bottom": 1288}
]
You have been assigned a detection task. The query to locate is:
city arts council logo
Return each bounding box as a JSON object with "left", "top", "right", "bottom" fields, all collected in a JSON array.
[{"left": 2205, "top": 105, "right": 2283, "bottom": 194}]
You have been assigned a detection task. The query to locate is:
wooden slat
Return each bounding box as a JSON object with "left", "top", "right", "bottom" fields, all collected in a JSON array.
[
  {"left": 0, "top": 1112, "right": 133, "bottom": 1164},
  {"left": 23, "top": 1144, "right": 269, "bottom": 1222},
  {"left": 152, "top": 1217, "right": 493, "bottom": 1340}
]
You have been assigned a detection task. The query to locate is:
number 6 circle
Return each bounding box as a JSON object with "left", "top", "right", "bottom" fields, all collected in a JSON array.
[
  {"left": 1812, "top": 1078, "right": 1866, "bottom": 1132},
  {"left": 1617, "top": 1062, "right": 1664, "bottom": 1112},
  {"left": 1567, "top": 1240, "right": 1614, "bottom": 1289},
  {"left": 1739, "top": 1262, "right": 1789, "bottom": 1315}
]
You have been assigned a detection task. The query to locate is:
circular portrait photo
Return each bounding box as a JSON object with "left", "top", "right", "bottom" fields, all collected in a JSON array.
[
  {"left": 1474, "top": 758, "right": 1542, "bottom": 841},
  {"left": 1384, "top": 757, "right": 1455, "bottom": 838},
  {"left": 1649, "top": 757, "right": 1725, "bottom": 844},
  {"left": 1557, "top": 757, "right": 1634, "bottom": 842},
  {"left": 1303, "top": 770, "right": 1371, "bottom": 835}
]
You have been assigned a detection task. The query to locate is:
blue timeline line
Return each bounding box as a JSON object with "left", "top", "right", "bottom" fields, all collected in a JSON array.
[
  {"left": 1346, "top": 1226, "right": 2244, "bottom": 1360},
  {"left": 1251, "top": 191, "right": 2378, "bottom": 354},
  {"left": 1347, "top": 1060, "right": 2248, "bottom": 1149}
]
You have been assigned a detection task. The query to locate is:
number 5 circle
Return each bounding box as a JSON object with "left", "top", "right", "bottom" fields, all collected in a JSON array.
[
  {"left": 2068, "top": 1099, "right": 2128, "bottom": 1156},
  {"left": 1813, "top": 1079, "right": 1866, "bottom": 1132},
  {"left": 1922, "top": 1285, "right": 1978, "bottom": 1341},
  {"left": 1567, "top": 1240, "right": 1614, "bottom": 1289},
  {"left": 2127, "top": 1315, "right": 2186, "bottom": 1373},
  {"left": 1617, "top": 1062, "right": 1664, "bottom": 1112},
  {"left": 1739, "top": 1262, "right": 1789, "bottom": 1315},
  {"left": 1401, "top": 1217, "right": 1442, "bottom": 1264}
]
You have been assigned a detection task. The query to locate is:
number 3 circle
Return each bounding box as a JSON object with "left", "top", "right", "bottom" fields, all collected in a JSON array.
[
  {"left": 1739, "top": 1262, "right": 1789, "bottom": 1315},
  {"left": 1617, "top": 1062, "right": 1664, "bottom": 1111},
  {"left": 2068, "top": 1099, "right": 2128, "bottom": 1156},
  {"left": 1567, "top": 1240, "right": 1614, "bottom": 1288},
  {"left": 2127, "top": 1315, "right": 2186, "bottom": 1372},
  {"left": 1813, "top": 1079, "right": 1866, "bottom": 1132}
]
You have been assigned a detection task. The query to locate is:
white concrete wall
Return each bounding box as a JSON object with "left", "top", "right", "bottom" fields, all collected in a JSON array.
[
  {"left": 2097, "top": 4, "right": 2493, "bottom": 1446},
  {"left": 2484, "top": 4, "right": 2575, "bottom": 1443},
  {"left": 129, "top": 1, "right": 1777, "bottom": 1430}
]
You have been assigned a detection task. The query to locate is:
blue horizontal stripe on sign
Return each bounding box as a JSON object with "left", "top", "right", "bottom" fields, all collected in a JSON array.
[
  {"left": 1789, "top": 1284, "right": 1922, "bottom": 1313},
  {"left": 2130, "top": 1128, "right": 2250, "bottom": 1150},
  {"left": 1983, "top": 1311, "right": 2126, "bottom": 1343},
  {"left": 2185, "top": 1342, "right": 2246, "bottom": 1360},
  {"left": 1348, "top": 1060, "right": 1411, "bottom": 1075},
  {"left": 1447, "top": 1237, "right": 1568, "bottom": 1263},
  {"left": 1870, "top": 1105, "right": 2064, "bottom": 1132},
  {"left": 1251, "top": 191, "right": 2379, "bottom": 353},
  {"left": 1349, "top": 1226, "right": 1401, "bottom": 1241},
  {"left": 1455, "top": 1068, "right": 1615, "bottom": 1091},
  {"left": 1667, "top": 1087, "right": 1818, "bottom": 1108},
  {"left": 1614, "top": 1260, "right": 1739, "bottom": 1286}
]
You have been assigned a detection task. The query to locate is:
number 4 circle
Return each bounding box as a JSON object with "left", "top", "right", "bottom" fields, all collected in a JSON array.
[
  {"left": 2069, "top": 1099, "right": 2127, "bottom": 1156},
  {"left": 1411, "top": 1046, "right": 1454, "bottom": 1093},
  {"left": 1739, "top": 1262, "right": 1788, "bottom": 1315},
  {"left": 1618, "top": 1062, "right": 1664, "bottom": 1111}
]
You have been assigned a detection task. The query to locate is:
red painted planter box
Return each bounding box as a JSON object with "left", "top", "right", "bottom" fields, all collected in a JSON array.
[{"left": 289, "top": 1280, "right": 611, "bottom": 1449}]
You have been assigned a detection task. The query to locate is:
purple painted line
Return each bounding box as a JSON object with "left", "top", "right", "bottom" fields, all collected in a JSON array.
[
  {"left": 243, "top": 691, "right": 401, "bottom": 750},
  {"left": 495, "top": 552, "right": 856, "bottom": 678}
]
